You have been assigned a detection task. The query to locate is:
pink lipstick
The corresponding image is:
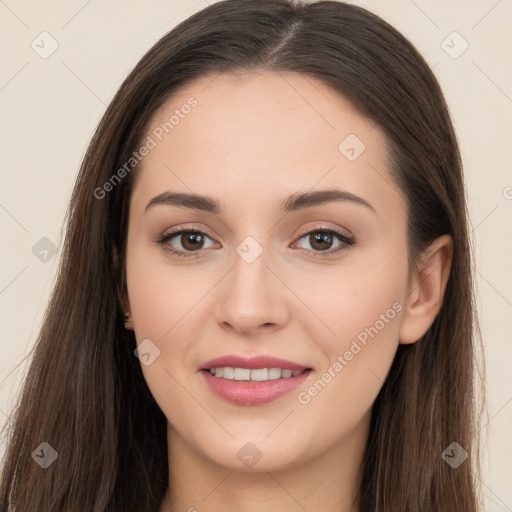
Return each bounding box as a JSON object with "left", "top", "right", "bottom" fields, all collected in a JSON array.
[{"left": 199, "top": 355, "right": 313, "bottom": 406}]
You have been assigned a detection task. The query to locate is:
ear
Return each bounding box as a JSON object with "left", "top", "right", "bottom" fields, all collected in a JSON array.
[
  {"left": 399, "top": 234, "right": 453, "bottom": 344},
  {"left": 113, "top": 246, "right": 130, "bottom": 314}
]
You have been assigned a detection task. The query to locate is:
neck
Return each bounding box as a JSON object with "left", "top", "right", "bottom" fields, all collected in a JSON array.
[{"left": 159, "top": 410, "right": 370, "bottom": 512}]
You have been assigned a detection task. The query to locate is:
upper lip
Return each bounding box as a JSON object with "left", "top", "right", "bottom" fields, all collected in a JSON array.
[{"left": 200, "top": 355, "right": 312, "bottom": 372}]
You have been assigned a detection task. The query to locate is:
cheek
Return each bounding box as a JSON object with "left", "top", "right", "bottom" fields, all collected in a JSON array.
[
  {"left": 299, "top": 244, "right": 407, "bottom": 347},
  {"left": 124, "top": 244, "right": 202, "bottom": 393},
  {"left": 124, "top": 249, "right": 205, "bottom": 424},
  {"left": 126, "top": 245, "right": 190, "bottom": 390},
  {"left": 125, "top": 239, "right": 207, "bottom": 339},
  {"left": 292, "top": 298, "right": 403, "bottom": 457},
  {"left": 293, "top": 246, "right": 407, "bottom": 420}
]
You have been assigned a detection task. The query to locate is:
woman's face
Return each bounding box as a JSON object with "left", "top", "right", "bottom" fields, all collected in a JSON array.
[{"left": 123, "top": 70, "right": 411, "bottom": 472}]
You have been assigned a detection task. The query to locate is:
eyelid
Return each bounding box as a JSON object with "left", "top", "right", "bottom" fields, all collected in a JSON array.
[
  {"left": 156, "top": 225, "right": 220, "bottom": 249},
  {"left": 294, "top": 222, "right": 353, "bottom": 240},
  {"left": 158, "top": 223, "right": 219, "bottom": 242}
]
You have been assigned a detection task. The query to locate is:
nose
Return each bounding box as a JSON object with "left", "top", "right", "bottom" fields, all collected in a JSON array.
[{"left": 214, "top": 244, "right": 290, "bottom": 336}]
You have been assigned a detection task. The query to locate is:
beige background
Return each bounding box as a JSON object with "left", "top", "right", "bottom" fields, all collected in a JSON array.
[{"left": 0, "top": 0, "right": 511, "bottom": 508}]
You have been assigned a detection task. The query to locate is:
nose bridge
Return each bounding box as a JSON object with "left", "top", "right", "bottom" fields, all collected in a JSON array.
[{"left": 215, "top": 233, "right": 288, "bottom": 331}]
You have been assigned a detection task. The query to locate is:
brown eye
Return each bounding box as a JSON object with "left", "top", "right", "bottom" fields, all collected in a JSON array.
[
  {"left": 308, "top": 231, "right": 334, "bottom": 251},
  {"left": 293, "top": 227, "right": 355, "bottom": 257},
  {"left": 156, "top": 229, "right": 217, "bottom": 258},
  {"left": 180, "top": 231, "right": 205, "bottom": 251}
]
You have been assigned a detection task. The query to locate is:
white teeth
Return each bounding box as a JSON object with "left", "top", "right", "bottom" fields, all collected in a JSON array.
[
  {"left": 268, "top": 368, "right": 281, "bottom": 380},
  {"left": 233, "top": 368, "right": 251, "bottom": 381},
  {"left": 207, "top": 367, "right": 306, "bottom": 381},
  {"left": 250, "top": 368, "right": 269, "bottom": 381},
  {"left": 222, "top": 367, "right": 235, "bottom": 379}
]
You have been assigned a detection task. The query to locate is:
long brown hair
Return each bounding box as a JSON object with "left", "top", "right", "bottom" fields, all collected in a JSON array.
[{"left": 0, "top": 0, "right": 484, "bottom": 510}]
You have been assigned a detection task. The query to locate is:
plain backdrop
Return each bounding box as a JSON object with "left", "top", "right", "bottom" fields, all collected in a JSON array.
[{"left": 1, "top": 0, "right": 511, "bottom": 509}]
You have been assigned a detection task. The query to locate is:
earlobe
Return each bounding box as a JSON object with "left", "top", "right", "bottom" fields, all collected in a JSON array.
[{"left": 399, "top": 234, "right": 453, "bottom": 344}]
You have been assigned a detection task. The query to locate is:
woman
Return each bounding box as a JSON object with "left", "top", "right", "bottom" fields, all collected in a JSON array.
[{"left": 0, "top": 0, "right": 484, "bottom": 510}]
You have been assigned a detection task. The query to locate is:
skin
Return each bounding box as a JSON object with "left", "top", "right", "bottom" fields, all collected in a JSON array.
[{"left": 117, "top": 70, "right": 453, "bottom": 512}]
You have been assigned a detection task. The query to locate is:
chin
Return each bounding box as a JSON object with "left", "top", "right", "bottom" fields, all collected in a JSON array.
[{"left": 197, "top": 434, "right": 311, "bottom": 473}]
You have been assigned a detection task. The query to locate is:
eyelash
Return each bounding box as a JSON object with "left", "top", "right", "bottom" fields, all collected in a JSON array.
[{"left": 155, "top": 225, "right": 356, "bottom": 260}]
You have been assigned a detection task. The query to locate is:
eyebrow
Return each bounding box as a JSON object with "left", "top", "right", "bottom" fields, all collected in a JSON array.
[{"left": 144, "top": 189, "right": 376, "bottom": 215}]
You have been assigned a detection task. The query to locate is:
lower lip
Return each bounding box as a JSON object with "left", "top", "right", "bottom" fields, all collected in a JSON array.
[{"left": 200, "top": 369, "right": 313, "bottom": 406}]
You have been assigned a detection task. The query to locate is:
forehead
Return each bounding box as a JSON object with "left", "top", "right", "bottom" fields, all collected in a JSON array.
[{"left": 130, "top": 70, "right": 402, "bottom": 221}]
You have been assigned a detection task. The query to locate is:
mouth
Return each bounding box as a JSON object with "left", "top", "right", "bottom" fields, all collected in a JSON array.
[
  {"left": 198, "top": 355, "right": 313, "bottom": 405},
  {"left": 199, "top": 364, "right": 314, "bottom": 406}
]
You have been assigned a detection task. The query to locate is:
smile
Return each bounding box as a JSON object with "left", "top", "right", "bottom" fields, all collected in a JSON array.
[{"left": 201, "top": 368, "right": 313, "bottom": 406}]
